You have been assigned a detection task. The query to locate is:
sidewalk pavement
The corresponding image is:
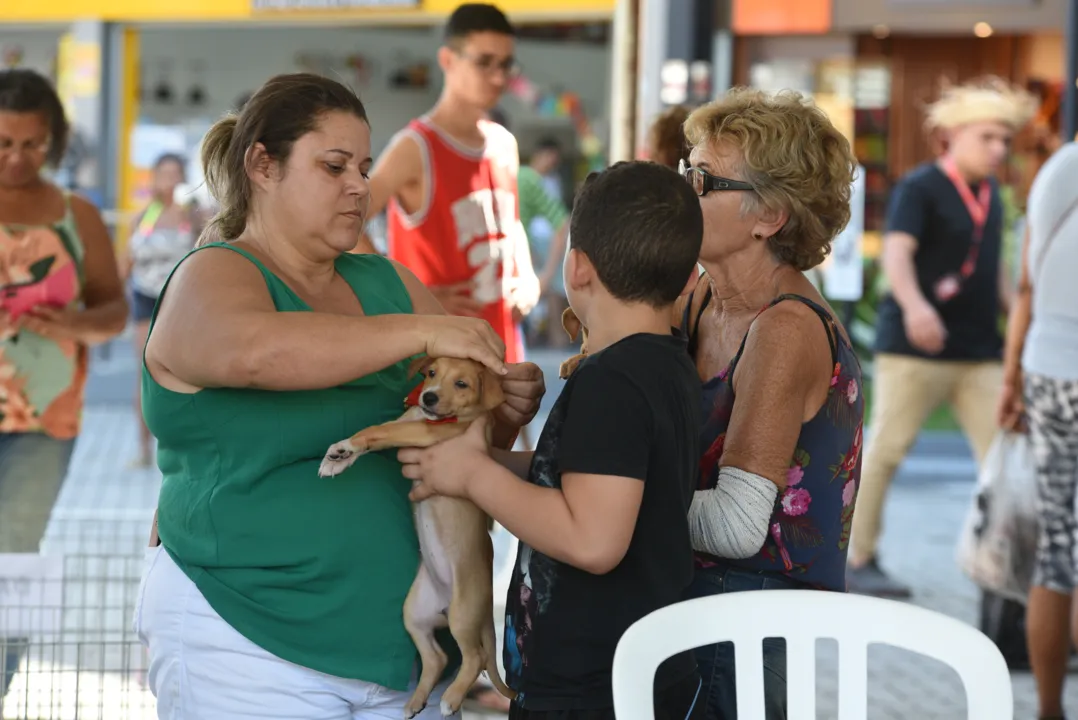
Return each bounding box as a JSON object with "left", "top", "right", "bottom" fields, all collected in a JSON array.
[{"left": 19, "top": 345, "right": 1073, "bottom": 719}]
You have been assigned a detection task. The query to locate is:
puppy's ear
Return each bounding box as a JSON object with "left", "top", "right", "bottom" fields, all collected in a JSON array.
[
  {"left": 561, "top": 308, "right": 581, "bottom": 343},
  {"left": 407, "top": 356, "right": 434, "bottom": 378},
  {"left": 480, "top": 369, "right": 506, "bottom": 411}
]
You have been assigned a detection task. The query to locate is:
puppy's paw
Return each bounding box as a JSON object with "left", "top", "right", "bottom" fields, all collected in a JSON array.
[
  {"left": 402, "top": 699, "right": 426, "bottom": 719},
  {"left": 559, "top": 353, "right": 586, "bottom": 380},
  {"left": 439, "top": 698, "right": 459, "bottom": 717},
  {"left": 318, "top": 440, "right": 364, "bottom": 477}
]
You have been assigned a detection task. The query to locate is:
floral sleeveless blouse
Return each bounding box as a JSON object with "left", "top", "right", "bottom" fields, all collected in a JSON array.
[
  {"left": 684, "top": 292, "right": 864, "bottom": 591},
  {"left": 0, "top": 195, "right": 87, "bottom": 439}
]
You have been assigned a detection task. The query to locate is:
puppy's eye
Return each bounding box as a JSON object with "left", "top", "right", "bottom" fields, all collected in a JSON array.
[
  {"left": 427, "top": 369, "right": 436, "bottom": 377},
  {"left": 454, "top": 380, "right": 469, "bottom": 389}
]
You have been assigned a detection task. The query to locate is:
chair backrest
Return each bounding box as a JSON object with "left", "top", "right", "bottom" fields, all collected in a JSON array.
[{"left": 612, "top": 590, "right": 1013, "bottom": 720}]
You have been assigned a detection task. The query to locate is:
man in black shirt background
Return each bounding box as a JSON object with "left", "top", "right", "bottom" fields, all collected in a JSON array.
[{"left": 848, "top": 77, "right": 1037, "bottom": 597}]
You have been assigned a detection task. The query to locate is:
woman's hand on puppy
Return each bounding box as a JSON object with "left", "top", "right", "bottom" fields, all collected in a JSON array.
[
  {"left": 417, "top": 315, "right": 507, "bottom": 376},
  {"left": 400, "top": 416, "right": 492, "bottom": 502}
]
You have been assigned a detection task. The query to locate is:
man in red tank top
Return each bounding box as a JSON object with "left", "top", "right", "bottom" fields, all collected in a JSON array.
[
  {"left": 361, "top": 3, "right": 538, "bottom": 367},
  {"left": 357, "top": 4, "right": 537, "bottom": 711}
]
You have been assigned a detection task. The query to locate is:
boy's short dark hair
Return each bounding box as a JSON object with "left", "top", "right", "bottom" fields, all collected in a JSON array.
[
  {"left": 444, "top": 3, "right": 515, "bottom": 45},
  {"left": 535, "top": 136, "right": 561, "bottom": 153},
  {"left": 570, "top": 161, "right": 702, "bottom": 308}
]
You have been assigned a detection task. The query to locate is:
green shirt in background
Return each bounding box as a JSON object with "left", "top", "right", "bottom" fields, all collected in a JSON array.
[
  {"left": 518, "top": 165, "right": 569, "bottom": 232},
  {"left": 519, "top": 166, "right": 570, "bottom": 294},
  {"left": 144, "top": 243, "right": 449, "bottom": 691}
]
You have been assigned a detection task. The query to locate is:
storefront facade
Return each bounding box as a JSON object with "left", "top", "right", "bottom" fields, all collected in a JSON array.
[
  {"left": 725, "top": 0, "right": 1072, "bottom": 247},
  {"left": 0, "top": 0, "right": 618, "bottom": 236}
]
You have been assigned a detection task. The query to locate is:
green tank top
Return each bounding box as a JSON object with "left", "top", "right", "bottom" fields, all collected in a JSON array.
[{"left": 143, "top": 242, "right": 443, "bottom": 690}]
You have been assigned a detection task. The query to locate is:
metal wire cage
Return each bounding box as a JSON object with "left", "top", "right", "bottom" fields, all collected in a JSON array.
[{"left": 1, "top": 514, "right": 156, "bottom": 719}]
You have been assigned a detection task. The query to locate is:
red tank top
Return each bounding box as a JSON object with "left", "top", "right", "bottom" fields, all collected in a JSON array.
[{"left": 387, "top": 117, "right": 524, "bottom": 364}]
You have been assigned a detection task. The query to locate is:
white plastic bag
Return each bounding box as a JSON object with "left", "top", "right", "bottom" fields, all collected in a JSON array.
[{"left": 956, "top": 431, "right": 1039, "bottom": 604}]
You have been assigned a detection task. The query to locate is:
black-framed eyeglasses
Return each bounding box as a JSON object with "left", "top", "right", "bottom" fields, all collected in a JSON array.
[
  {"left": 678, "top": 159, "right": 755, "bottom": 197},
  {"left": 456, "top": 51, "right": 521, "bottom": 79}
]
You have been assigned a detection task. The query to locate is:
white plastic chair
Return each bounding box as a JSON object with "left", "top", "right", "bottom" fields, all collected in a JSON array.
[{"left": 612, "top": 590, "right": 1013, "bottom": 720}]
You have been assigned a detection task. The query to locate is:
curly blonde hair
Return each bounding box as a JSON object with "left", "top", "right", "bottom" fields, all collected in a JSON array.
[{"left": 684, "top": 88, "right": 858, "bottom": 271}]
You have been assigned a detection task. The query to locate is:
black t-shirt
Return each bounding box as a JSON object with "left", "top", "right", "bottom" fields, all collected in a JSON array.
[
  {"left": 503, "top": 333, "right": 701, "bottom": 711},
  {"left": 874, "top": 162, "right": 1004, "bottom": 360}
]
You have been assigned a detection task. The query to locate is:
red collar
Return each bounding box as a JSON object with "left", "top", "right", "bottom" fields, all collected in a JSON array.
[{"left": 405, "top": 385, "right": 458, "bottom": 425}]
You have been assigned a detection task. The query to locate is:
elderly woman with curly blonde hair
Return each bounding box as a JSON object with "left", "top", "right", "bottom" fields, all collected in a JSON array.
[{"left": 673, "top": 88, "right": 862, "bottom": 719}]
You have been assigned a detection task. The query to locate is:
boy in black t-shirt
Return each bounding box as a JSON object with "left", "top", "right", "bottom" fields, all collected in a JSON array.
[{"left": 399, "top": 161, "right": 705, "bottom": 718}]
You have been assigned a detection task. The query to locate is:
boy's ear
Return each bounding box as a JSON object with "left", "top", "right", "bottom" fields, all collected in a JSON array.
[
  {"left": 565, "top": 248, "right": 593, "bottom": 291},
  {"left": 480, "top": 369, "right": 506, "bottom": 411}
]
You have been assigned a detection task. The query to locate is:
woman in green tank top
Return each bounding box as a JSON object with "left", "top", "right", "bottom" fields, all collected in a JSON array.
[{"left": 133, "top": 73, "right": 544, "bottom": 719}]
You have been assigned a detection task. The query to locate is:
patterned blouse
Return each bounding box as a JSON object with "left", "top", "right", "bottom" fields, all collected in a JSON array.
[
  {"left": 683, "top": 291, "right": 864, "bottom": 591},
  {"left": 0, "top": 194, "right": 87, "bottom": 439}
]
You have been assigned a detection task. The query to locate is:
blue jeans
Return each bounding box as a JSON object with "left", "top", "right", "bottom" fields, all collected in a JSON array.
[
  {"left": 685, "top": 564, "right": 801, "bottom": 720},
  {"left": 0, "top": 432, "right": 75, "bottom": 553}
]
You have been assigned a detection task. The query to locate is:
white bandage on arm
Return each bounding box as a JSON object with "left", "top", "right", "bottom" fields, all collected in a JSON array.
[{"left": 688, "top": 466, "right": 779, "bottom": 559}]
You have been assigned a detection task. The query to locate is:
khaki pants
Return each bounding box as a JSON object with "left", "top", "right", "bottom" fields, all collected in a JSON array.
[{"left": 850, "top": 353, "right": 1003, "bottom": 563}]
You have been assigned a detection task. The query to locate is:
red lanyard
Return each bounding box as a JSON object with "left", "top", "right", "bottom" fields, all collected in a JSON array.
[{"left": 941, "top": 157, "right": 992, "bottom": 278}]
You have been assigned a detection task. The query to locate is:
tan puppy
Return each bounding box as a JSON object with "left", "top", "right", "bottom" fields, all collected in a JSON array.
[
  {"left": 318, "top": 357, "right": 515, "bottom": 718},
  {"left": 558, "top": 306, "right": 589, "bottom": 379}
]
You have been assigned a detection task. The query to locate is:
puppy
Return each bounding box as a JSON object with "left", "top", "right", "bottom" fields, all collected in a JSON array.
[
  {"left": 318, "top": 357, "right": 515, "bottom": 718},
  {"left": 558, "top": 306, "right": 589, "bottom": 379}
]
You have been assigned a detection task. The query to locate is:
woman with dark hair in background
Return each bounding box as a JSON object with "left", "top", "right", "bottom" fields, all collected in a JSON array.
[
  {"left": 0, "top": 68, "right": 127, "bottom": 690},
  {"left": 122, "top": 152, "right": 202, "bottom": 467},
  {"left": 647, "top": 104, "right": 691, "bottom": 170}
]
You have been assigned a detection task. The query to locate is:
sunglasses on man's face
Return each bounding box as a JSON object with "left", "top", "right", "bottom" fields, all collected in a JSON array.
[{"left": 678, "top": 159, "right": 755, "bottom": 197}]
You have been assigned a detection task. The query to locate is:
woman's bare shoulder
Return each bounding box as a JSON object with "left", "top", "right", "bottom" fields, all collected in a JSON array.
[{"left": 163, "top": 244, "right": 274, "bottom": 309}]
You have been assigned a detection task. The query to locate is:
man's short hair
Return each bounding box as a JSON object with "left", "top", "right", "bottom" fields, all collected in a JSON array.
[
  {"left": 570, "top": 161, "right": 702, "bottom": 308},
  {"left": 444, "top": 3, "right": 515, "bottom": 46},
  {"left": 535, "top": 137, "right": 561, "bottom": 153}
]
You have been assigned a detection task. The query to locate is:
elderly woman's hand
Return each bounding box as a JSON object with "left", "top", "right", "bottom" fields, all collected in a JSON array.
[{"left": 495, "top": 362, "right": 545, "bottom": 432}]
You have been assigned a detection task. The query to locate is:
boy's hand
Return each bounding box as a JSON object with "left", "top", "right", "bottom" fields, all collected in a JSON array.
[
  {"left": 496, "top": 362, "right": 545, "bottom": 430},
  {"left": 400, "top": 417, "right": 492, "bottom": 502}
]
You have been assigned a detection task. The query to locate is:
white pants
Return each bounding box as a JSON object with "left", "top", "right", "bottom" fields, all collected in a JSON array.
[{"left": 134, "top": 546, "right": 460, "bottom": 720}]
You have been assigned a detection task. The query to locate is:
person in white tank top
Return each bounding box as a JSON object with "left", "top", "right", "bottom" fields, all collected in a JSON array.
[
  {"left": 121, "top": 153, "right": 202, "bottom": 467},
  {"left": 998, "top": 141, "right": 1078, "bottom": 720}
]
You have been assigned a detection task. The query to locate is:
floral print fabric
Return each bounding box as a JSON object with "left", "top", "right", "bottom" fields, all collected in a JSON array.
[
  {"left": 689, "top": 293, "right": 864, "bottom": 591},
  {"left": 0, "top": 220, "right": 86, "bottom": 439}
]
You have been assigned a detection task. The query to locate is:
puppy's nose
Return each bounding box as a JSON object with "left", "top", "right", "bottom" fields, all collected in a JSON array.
[{"left": 421, "top": 391, "right": 439, "bottom": 407}]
